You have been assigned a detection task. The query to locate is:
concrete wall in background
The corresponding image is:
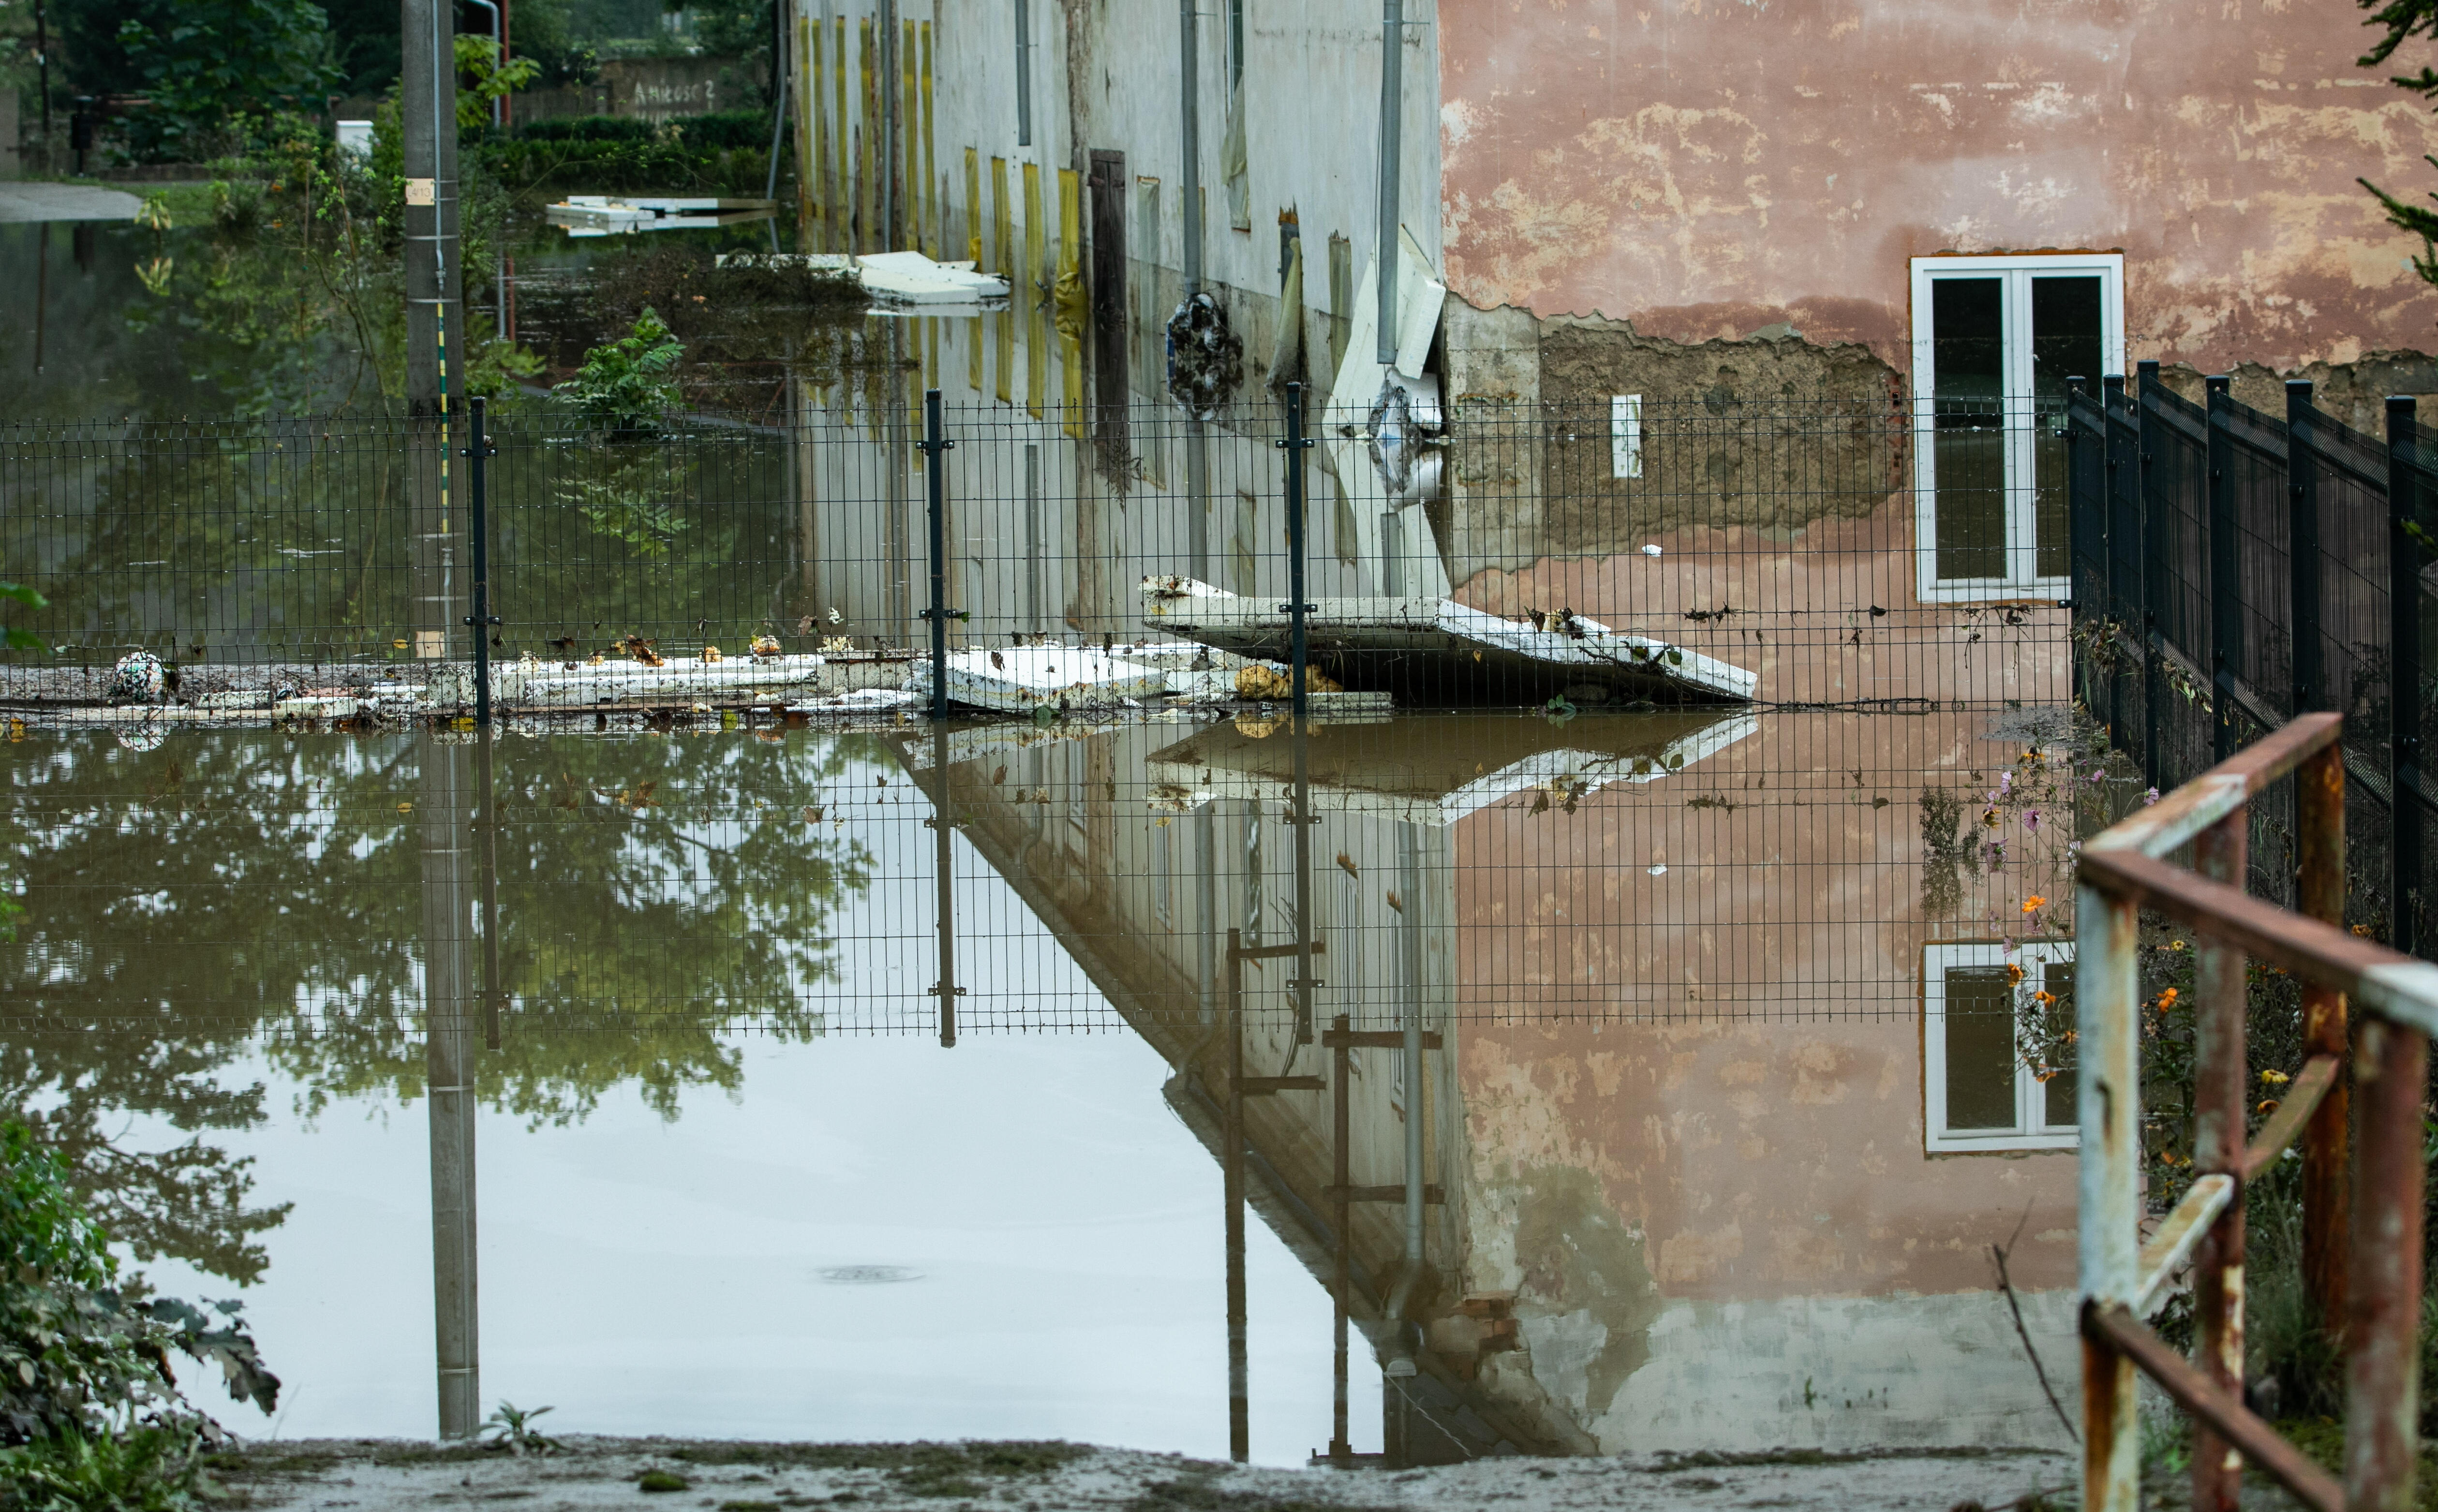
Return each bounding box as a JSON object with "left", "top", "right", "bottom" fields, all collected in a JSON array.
[
  {"left": 1436, "top": 0, "right": 2438, "bottom": 374},
  {"left": 515, "top": 56, "right": 757, "bottom": 124}
]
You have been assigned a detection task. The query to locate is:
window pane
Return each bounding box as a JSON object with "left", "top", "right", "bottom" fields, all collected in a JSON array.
[
  {"left": 1944, "top": 964, "right": 2019, "bottom": 1132},
  {"left": 2031, "top": 277, "right": 2102, "bottom": 580},
  {"left": 2042, "top": 957, "right": 2079, "bottom": 1128},
  {"left": 1932, "top": 278, "right": 2006, "bottom": 580}
]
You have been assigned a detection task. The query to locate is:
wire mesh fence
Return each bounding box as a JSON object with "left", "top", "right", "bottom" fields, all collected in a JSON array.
[
  {"left": 2, "top": 394, "right": 2071, "bottom": 715},
  {"left": 0, "top": 702, "right": 2111, "bottom": 1043}
]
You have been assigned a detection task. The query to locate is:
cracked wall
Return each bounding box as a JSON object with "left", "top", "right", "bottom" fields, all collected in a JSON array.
[{"left": 1438, "top": 0, "right": 2438, "bottom": 376}]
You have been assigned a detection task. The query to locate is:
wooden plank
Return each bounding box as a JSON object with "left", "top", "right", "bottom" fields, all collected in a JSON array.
[
  {"left": 1240, "top": 1076, "right": 1325, "bottom": 1096},
  {"left": 1322, "top": 1185, "right": 1444, "bottom": 1205},
  {"left": 1319, "top": 1029, "right": 1442, "bottom": 1050}
]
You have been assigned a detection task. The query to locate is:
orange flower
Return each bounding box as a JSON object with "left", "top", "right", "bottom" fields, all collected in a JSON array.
[
  {"left": 2006, "top": 963, "right": 2025, "bottom": 983},
  {"left": 2157, "top": 987, "right": 2179, "bottom": 1008},
  {"left": 2259, "top": 1100, "right": 2280, "bottom": 1113},
  {"left": 2022, "top": 896, "right": 2047, "bottom": 914}
]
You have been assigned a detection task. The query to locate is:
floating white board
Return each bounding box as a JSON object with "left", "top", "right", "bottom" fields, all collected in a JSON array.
[
  {"left": 546, "top": 195, "right": 779, "bottom": 237},
  {"left": 489, "top": 654, "right": 826, "bottom": 706},
  {"left": 1140, "top": 578, "right": 1757, "bottom": 704},
  {"left": 853, "top": 251, "right": 1011, "bottom": 305},
  {"left": 934, "top": 645, "right": 1166, "bottom": 713}
]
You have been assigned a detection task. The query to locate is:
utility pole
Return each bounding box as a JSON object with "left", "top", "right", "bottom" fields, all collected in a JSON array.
[
  {"left": 403, "top": 0, "right": 466, "bottom": 662},
  {"left": 1374, "top": 0, "right": 1403, "bottom": 367},
  {"left": 32, "top": 0, "right": 50, "bottom": 160}
]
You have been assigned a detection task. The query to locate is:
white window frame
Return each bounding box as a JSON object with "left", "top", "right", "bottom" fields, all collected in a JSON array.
[
  {"left": 1923, "top": 938, "right": 2078, "bottom": 1153},
  {"left": 1909, "top": 253, "right": 2124, "bottom": 606}
]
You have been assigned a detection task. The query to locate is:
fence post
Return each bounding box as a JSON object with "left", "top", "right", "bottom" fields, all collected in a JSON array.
[
  {"left": 1278, "top": 381, "right": 1314, "bottom": 723},
  {"left": 2138, "top": 360, "right": 2164, "bottom": 786},
  {"left": 2300, "top": 739, "right": 2350, "bottom": 1340},
  {"left": 2346, "top": 1012, "right": 2426, "bottom": 1512},
  {"left": 2102, "top": 373, "right": 2132, "bottom": 759},
  {"left": 918, "top": 388, "right": 954, "bottom": 719},
  {"left": 2387, "top": 395, "right": 2423, "bottom": 960},
  {"left": 2206, "top": 376, "right": 2239, "bottom": 763},
  {"left": 1329, "top": 1011, "right": 1352, "bottom": 1465},
  {"left": 2078, "top": 871, "right": 2143, "bottom": 1511},
  {"left": 2288, "top": 380, "right": 2321, "bottom": 714},
  {"left": 2068, "top": 374, "right": 2090, "bottom": 709},
  {"left": 932, "top": 717, "right": 957, "bottom": 1049},
  {"left": 463, "top": 396, "right": 498, "bottom": 726},
  {"left": 2190, "top": 811, "right": 2249, "bottom": 1512}
]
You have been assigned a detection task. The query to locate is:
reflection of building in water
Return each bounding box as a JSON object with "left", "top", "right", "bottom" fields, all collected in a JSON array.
[{"left": 898, "top": 710, "right": 2080, "bottom": 1460}]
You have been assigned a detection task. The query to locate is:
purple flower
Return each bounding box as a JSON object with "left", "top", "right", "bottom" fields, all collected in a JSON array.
[
  {"left": 2023, "top": 809, "right": 2041, "bottom": 831},
  {"left": 2143, "top": 787, "right": 2160, "bottom": 806}
]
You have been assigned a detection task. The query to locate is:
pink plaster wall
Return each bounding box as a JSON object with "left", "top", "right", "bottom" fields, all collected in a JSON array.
[{"left": 1439, "top": 0, "right": 2438, "bottom": 372}]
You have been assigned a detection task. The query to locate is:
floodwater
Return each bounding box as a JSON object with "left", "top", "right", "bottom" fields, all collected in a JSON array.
[
  {"left": 3, "top": 704, "right": 2098, "bottom": 1464},
  {"left": 4, "top": 204, "right": 2101, "bottom": 1468}
]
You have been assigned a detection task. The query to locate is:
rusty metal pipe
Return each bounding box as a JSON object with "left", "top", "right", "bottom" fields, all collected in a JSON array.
[
  {"left": 2299, "top": 741, "right": 2349, "bottom": 1343},
  {"left": 2345, "top": 1015, "right": 2426, "bottom": 1512},
  {"left": 2191, "top": 813, "right": 2248, "bottom": 1512},
  {"left": 2078, "top": 877, "right": 2143, "bottom": 1511},
  {"left": 2084, "top": 1302, "right": 2343, "bottom": 1512}
]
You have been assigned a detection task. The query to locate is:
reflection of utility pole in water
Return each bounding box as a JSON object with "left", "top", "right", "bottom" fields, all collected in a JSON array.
[
  {"left": 1178, "top": 0, "right": 1219, "bottom": 1028},
  {"left": 31, "top": 223, "right": 46, "bottom": 374},
  {"left": 419, "top": 734, "right": 480, "bottom": 1439},
  {"left": 403, "top": 0, "right": 465, "bottom": 663}
]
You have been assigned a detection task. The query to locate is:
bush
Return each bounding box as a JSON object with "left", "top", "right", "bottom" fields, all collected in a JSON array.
[{"left": 0, "top": 1121, "right": 279, "bottom": 1511}]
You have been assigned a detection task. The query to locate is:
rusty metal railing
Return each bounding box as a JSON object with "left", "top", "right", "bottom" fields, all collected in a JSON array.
[{"left": 2079, "top": 710, "right": 2438, "bottom": 1511}]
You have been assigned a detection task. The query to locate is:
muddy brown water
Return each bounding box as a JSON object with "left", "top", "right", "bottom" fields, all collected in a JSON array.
[{"left": 2, "top": 706, "right": 2088, "bottom": 1465}]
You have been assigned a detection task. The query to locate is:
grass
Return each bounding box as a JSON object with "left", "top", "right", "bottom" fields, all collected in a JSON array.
[{"left": 636, "top": 1469, "right": 690, "bottom": 1492}]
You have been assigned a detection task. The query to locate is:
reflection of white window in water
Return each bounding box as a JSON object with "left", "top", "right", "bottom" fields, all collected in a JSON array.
[
  {"left": 1152, "top": 816, "right": 1173, "bottom": 926},
  {"left": 1909, "top": 254, "right": 2122, "bottom": 605},
  {"left": 1923, "top": 939, "right": 2078, "bottom": 1153}
]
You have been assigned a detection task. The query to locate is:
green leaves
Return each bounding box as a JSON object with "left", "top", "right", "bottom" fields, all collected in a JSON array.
[
  {"left": 0, "top": 584, "right": 48, "bottom": 658},
  {"left": 454, "top": 35, "right": 545, "bottom": 131},
  {"left": 113, "top": 0, "right": 340, "bottom": 161},
  {"left": 553, "top": 308, "right": 686, "bottom": 435}
]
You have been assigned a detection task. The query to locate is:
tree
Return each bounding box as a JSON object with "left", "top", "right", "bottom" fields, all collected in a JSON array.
[
  {"left": 2359, "top": 0, "right": 2438, "bottom": 283},
  {"left": 114, "top": 0, "right": 338, "bottom": 159}
]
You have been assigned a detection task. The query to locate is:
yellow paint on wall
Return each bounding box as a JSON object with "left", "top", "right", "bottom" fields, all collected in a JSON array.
[
  {"left": 965, "top": 148, "right": 983, "bottom": 393},
  {"left": 832, "top": 17, "right": 848, "bottom": 253},
  {"left": 858, "top": 18, "right": 876, "bottom": 255},
  {"left": 798, "top": 15, "right": 816, "bottom": 249},
  {"left": 992, "top": 156, "right": 1012, "bottom": 403},
  {"left": 1023, "top": 160, "right": 1044, "bottom": 418},
  {"left": 1057, "top": 166, "right": 1084, "bottom": 437},
  {"left": 901, "top": 20, "right": 917, "bottom": 253},
  {"left": 919, "top": 22, "right": 936, "bottom": 261}
]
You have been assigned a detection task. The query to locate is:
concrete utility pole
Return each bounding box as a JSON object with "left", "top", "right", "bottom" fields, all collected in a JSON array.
[
  {"left": 1374, "top": 0, "right": 1402, "bottom": 367},
  {"left": 403, "top": 0, "right": 465, "bottom": 661}
]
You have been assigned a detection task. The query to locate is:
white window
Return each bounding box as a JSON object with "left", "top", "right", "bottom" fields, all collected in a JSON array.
[
  {"left": 1909, "top": 254, "right": 2124, "bottom": 605},
  {"left": 1924, "top": 939, "right": 2078, "bottom": 1153}
]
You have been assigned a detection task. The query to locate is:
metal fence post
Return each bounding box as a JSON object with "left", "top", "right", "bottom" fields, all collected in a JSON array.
[
  {"left": 2068, "top": 374, "right": 2091, "bottom": 708},
  {"left": 1278, "top": 381, "right": 1313, "bottom": 723},
  {"left": 2300, "top": 739, "right": 2350, "bottom": 1338},
  {"left": 2206, "top": 376, "right": 2239, "bottom": 762},
  {"left": 1329, "top": 1010, "right": 1352, "bottom": 1465},
  {"left": 463, "top": 395, "right": 498, "bottom": 726},
  {"left": 2078, "top": 871, "right": 2143, "bottom": 1510},
  {"left": 2138, "top": 360, "right": 2164, "bottom": 786},
  {"left": 2190, "top": 811, "right": 2249, "bottom": 1512},
  {"left": 2289, "top": 380, "right": 2322, "bottom": 714},
  {"left": 932, "top": 716, "right": 957, "bottom": 1049},
  {"left": 2386, "top": 395, "right": 2423, "bottom": 960},
  {"left": 919, "top": 388, "right": 954, "bottom": 720},
  {"left": 2102, "top": 373, "right": 2133, "bottom": 758},
  {"left": 2347, "top": 1012, "right": 2427, "bottom": 1512}
]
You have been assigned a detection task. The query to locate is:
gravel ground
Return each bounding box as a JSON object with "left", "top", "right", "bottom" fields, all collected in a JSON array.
[{"left": 213, "top": 1437, "right": 2077, "bottom": 1512}]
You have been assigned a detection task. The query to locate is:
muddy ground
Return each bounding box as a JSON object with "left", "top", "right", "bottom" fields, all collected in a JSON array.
[{"left": 212, "top": 1436, "right": 2077, "bottom": 1512}]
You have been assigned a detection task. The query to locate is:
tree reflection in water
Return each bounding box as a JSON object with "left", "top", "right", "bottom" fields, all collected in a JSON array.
[{"left": 2, "top": 727, "right": 880, "bottom": 1282}]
